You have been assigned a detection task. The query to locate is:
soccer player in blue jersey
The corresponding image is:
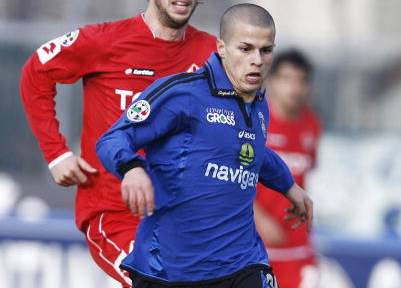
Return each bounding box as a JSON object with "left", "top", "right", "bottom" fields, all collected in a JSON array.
[{"left": 96, "top": 3, "right": 313, "bottom": 288}]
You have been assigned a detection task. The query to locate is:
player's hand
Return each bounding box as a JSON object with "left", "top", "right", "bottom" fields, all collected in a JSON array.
[
  {"left": 50, "top": 154, "right": 98, "bottom": 187},
  {"left": 284, "top": 183, "right": 313, "bottom": 231},
  {"left": 121, "top": 167, "right": 154, "bottom": 218}
]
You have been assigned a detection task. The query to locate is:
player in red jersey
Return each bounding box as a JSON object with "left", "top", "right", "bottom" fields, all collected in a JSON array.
[
  {"left": 20, "top": 1, "right": 216, "bottom": 287},
  {"left": 255, "top": 49, "right": 321, "bottom": 288}
]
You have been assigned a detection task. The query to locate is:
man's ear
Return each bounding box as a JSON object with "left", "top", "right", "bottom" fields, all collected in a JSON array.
[{"left": 216, "top": 38, "right": 226, "bottom": 59}]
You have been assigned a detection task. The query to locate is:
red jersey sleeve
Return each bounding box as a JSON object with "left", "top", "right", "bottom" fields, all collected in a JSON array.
[
  {"left": 308, "top": 109, "right": 322, "bottom": 169},
  {"left": 20, "top": 24, "right": 109, "bottom": 165}
]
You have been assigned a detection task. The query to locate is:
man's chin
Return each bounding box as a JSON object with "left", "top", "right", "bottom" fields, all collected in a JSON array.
[
  {"left": 168, "top": 12, "right": 193, "bottom": 26},
  {"left": 165, "top": 5, "right": 197, "bottom": 28},
  {"left": 166, "top": 18, "right": 190, "bottom": 29},
  {"left": 243, "top": 84, "right": 262, "bottom": 94}
]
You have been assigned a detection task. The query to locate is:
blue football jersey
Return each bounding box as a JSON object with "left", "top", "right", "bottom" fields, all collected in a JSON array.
[{"left": 96, "top": 53, "right": 294, "bottom": 282}]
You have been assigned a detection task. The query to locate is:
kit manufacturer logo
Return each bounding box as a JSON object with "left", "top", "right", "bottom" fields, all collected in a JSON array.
[
  {"left": 238, "top": 130, "right": 256, "bottom": 140},
  {"left": 125, "top": 68, "right": 155, "bottom": 76}
]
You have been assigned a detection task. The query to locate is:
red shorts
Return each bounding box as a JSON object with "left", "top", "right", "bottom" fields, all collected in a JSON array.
[{"left": 84, "top": 210, "right": 140, "bottom": 288}]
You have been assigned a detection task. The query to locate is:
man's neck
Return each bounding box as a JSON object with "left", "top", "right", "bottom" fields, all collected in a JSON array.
[
  {"left": 143, "top": 11, "right": 187, "bottom": 41},
  {"left": 239, "top": 93, "right": 256, "bottom": 103},
  {"left": 223, "top": 61, "right": 256, "bottom": 103}
]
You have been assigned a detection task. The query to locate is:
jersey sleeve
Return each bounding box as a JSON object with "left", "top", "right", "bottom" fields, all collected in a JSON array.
[
  {"left": 96, "top": 76, "right": 190, "bottom": 179},
  {"left": 258, "top": 147, "right": 295, "bottom": 194},
  {"left": 310, "top": 113, "right": 322, "bottom": 169},
  {"left": 19, "top": 23, "right": 109, "bottom": 166}
]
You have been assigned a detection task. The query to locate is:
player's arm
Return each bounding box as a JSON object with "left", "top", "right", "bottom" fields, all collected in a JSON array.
[
  {"left": 253, "top": 201, "right": 286, "bottom": 245},
  {"left": 259, "top": 148, "right": 313, "bottom": 231},
  {"left": 96, "top": 77, "right": 190, "bottom": 217},
  {"left": 20, "top": 25, "right": 106, "bottom": 186}
]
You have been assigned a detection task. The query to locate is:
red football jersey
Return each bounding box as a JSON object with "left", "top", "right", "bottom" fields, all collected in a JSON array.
[
  {"left": 256, "top": 103, "right": 321, "bottom": 249},
  {"left": 20, "top": 15, "right": 216, "bottom": 230}
]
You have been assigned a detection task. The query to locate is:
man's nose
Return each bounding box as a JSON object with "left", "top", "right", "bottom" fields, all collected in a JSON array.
[{"left": 252, "top": 51, "right": 263, "bottom": 66}]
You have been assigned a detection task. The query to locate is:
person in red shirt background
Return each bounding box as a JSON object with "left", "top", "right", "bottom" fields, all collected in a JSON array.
[
  {"left": 255, "top": 49, "right": 321, "bottom": 288},
  {"left": 20, "top": 1, "right": 216, "bottom": 287}
]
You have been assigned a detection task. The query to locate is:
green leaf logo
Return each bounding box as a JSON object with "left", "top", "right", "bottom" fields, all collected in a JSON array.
[{"left": 239, "top": 143, "right": 254, "bottom": 166}]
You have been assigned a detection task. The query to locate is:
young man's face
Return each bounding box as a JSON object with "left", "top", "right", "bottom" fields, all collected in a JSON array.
[
  {"left": 269, "top": 63, "right": 311, "bottom": 113},
  {"left": 218, "top": 22, "right": 275, "bottom": 97},
  {"left": 153, "top": 0, "right": 198, "bottom": 28}
]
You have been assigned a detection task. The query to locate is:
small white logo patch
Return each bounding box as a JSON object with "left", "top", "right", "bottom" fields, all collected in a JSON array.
[
  {"left": 127, "top": 100, "right": 151, "bottom": 122},
  {"left": 238, "top": 130, "right": 256, "bottom": 140},
  {"left": 37, "top": 29, "right": 79, "bottom": 64},
  {"left": 125, "top": 68, "right": 155, "bottom": 76},
  {"left": 60, "top": 30, "right": 79, "bottom": 47}
]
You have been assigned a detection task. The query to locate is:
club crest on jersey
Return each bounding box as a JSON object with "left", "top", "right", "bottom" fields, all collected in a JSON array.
[
  {"left": 258, "top": 112, "right": 267, "bottom": 139},
  {"left": 127, "top": 100, "right": 151, "bottom": 122},
  {"left": 239, "top": 143, "right": 255, "bottom": 166},
  {"left": 37, "top": 29, "right": 80, "bottom": 64},
  {"left": 187, "top": 64, "right": 199, "bottom": 72}
]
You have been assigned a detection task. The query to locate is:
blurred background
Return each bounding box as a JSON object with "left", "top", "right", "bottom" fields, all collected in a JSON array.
[{"left": 1, "top": 0, "right": 401, "bottom": 287}]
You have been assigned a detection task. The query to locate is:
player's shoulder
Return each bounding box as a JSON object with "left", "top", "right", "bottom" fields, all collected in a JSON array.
[
  {"left": 128, "top": 72, "right": 206, "bottom": 120},
  {"left": 186, "top": 25, "right": 217, "bottom": 43},
  {"left": 138, "top": 72, "right": 206, "bottom": 107},
  {"left": 150, "top": 71, "right": 207, "bottom": 94},
  {"left": 79, "top": 15, "right": 139, "bottom": 40}
]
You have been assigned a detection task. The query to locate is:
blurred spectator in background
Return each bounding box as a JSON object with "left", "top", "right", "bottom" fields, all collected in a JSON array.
[
  {"left": 19, "top": 0, "right": 216, "bottom": 287},
  {"left": 0, "top": 173, "right": 20, "bottom": 217},
  {"left": 255, "top": 49, "right": 321, "bottom": 288}
]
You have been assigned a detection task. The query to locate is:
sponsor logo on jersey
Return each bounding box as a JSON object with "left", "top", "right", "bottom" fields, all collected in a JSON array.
[
  {"left": 301, "top": 132, "right": 316, "bottom": 151},
  {"left": 206, "top": 107, "right": 235, "bottom": 126},
  {"left": 127, "top": 100, "right": 151, "bottom": 122},
  {"left": 115, "top": 89, "right": 142, "bottom": 110},
  {"left": 216, "top": 89, "right": 236, "bottom": 97},
  {"left": 268, "top": 133, "right": 287, "bottom": 147},
  {"left": 258, "top": 111, "right": 267, "bottom": 139},
  {"left": 125, "top": 68, "right": 155, "bottom": 76},
  {"left": 238, "top": 130, "right": 256, "bottom": 140},
  {"left": 277, "top": 151, "right": 312, "bottom": 176},
  {"left": 204, "top": 162, "right": 259, "bottom": 190},
  {"left": 37, "top": 29, "right": 79, "bottom": 64},
  {"left": 239, "top": 143, "right": 255, "bottom": 166}
]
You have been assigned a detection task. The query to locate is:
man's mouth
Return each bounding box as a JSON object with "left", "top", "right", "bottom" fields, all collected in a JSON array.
[
  {"left": 173, "top": 1, "right": 191, "bottom": 6},
  {"left": 172, "top": 1, "right": 192, "bottom": 13},
  {"left": 246, "top": 72, "right": 262, "bottom": 84}
]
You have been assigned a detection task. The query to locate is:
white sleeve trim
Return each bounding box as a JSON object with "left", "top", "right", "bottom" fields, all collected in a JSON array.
[{"left": 48, "top": 152, "right": 74, "bottom": 170}]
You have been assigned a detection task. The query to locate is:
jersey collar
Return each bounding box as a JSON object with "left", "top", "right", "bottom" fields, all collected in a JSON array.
[
  {"left": 204, "top": 53, "right": 264, "bottom": 102},
  {"left": 140, "top": 13, "right": 186, "bottom": 41}
]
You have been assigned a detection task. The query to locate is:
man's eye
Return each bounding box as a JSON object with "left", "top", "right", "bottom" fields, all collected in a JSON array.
[
  {"left": 239, "top": 47, "right": 251, "bottom": 53},
  {"left": 261, "top": 47, "right": 274, "bottom": 54}
]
